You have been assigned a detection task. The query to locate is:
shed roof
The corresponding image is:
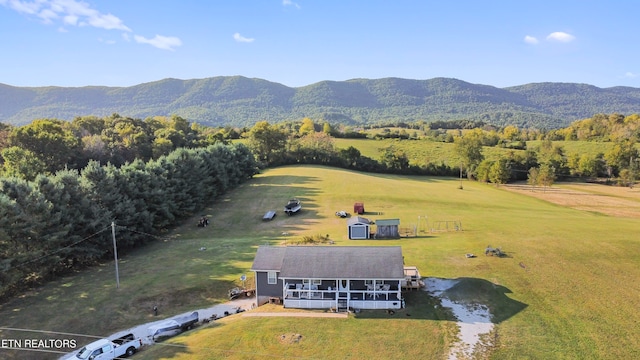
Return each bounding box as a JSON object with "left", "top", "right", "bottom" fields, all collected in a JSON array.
[
  {"left": 375, "top": 219, "right": 400, "bottom": 226},
  {"left": 251, "top": 246, "right": 404, "bottom": 279},
  {"left": 347, "top": 216, "right": 370, "bottom": 225}
]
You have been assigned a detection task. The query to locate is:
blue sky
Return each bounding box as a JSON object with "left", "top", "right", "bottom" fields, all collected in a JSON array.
[{"left": 1, "top": 0, "right": 639, "bottom": 89}]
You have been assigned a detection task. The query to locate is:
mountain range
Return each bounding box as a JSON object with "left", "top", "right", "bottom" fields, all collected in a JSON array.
[{"left": 2, "top": 76, "right": 640, "bottom": 128}]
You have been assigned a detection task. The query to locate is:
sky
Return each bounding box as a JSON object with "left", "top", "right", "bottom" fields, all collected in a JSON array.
[{"left": 1, "top": 0, "right": 639, "bottom": 89}]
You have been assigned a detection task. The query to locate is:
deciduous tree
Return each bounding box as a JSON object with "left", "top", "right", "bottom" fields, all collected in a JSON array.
[
  {"left": 248, "top": 121, "right": 288, "bottom": 165},
  {"left": 1, "top": 146, "right": 47, "bottom": 181},
  {"left": 454, "top": 130, "right": 484, "bottom": 179},
  {"left": 489, "top": 158, "right": 511, "bottom": 186}
]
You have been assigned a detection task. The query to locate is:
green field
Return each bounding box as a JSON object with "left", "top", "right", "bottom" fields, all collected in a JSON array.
[
  {"left": 333, "top": 138, "right": 611, "bottom": 168},
  {"left": 1, "top": 165, "right": 640, "bottom": 359}
]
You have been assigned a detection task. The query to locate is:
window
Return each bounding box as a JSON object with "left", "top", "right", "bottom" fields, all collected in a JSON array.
[{"left": 267, "top": 271, "right": 277, "bottom": 284}]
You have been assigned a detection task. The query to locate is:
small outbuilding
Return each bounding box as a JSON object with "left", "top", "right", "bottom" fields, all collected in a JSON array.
[
  {"left": 354, "top": 202, "right": 365, "bottom": 214},
  {"left": 347, "top": 216, "right": 371, "bottom": 239},
  {"left": 375, "top": 219, "right": 400, "bottom": 238}
]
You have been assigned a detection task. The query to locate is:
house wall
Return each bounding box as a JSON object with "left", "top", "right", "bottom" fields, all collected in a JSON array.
[{"left": 255, "top": 271, "right": 284, "bottom": 305}]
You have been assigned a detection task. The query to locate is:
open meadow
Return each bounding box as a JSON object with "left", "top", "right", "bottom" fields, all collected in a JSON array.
[
  {"left": 332, "top": 138, "right": 612, "bottom": 168},
  {"left": 1, "top": 165, "right": 639, "bottom": 359}
]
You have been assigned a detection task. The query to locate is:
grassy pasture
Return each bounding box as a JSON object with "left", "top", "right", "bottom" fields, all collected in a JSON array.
[
  {"left": 1, "top": 165, "right": 640, "bottom": 359},
  {"left": 332, "top": 138, "right": 611, "bottom": 167}
]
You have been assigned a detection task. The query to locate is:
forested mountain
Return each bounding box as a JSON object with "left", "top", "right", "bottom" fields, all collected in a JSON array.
[{"left": 2, "top": 77, "right": 640, "bottom": 128}]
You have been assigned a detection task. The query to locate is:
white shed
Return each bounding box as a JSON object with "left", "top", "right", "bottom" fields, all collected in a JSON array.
[{"left": 347, "top": 216, "right": 371, "bottom": 239}]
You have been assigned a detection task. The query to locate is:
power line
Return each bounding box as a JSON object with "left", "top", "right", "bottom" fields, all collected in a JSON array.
[
  {"left": 0, "top": 326, "right": 102, "bottom": 339},
  {"left": 10, "top": 225, "right": 111, "bottom": 270},
  {"left": 114, "top": 225, "right": 172, "bottom": 241},
  {"left": 116, "top": 225, "right": 220, "bottom": 242}
]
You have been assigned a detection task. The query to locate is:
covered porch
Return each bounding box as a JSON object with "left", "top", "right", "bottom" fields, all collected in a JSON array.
[{"left": 282, "top": 278, "right": 403, "bottom": 310}]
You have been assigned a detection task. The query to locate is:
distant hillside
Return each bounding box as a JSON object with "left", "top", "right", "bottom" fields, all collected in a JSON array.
[{"left": 2, "top": 77, "right": 640, "bottom": 128}]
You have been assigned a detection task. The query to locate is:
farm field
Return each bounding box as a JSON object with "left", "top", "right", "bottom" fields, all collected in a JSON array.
[
  {"left": 503, "top": 182, "right": 640, "bottom": 218},
  {"left": 1, "top": 165, "right": 640, "bottom": 359},
  {"left": 332, "top": 138, "right": 610, "bottom": 167}
]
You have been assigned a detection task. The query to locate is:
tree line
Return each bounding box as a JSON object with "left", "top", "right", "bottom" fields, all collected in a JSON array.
[
  {"left": 0, "top": 143, "right": 257, "bottom": 300},
  {"left": 0, "top": 114, "right": 245, "bottom": 180},
  {"left": 246, "top": 114, "right": 640, "bottom": 187}
]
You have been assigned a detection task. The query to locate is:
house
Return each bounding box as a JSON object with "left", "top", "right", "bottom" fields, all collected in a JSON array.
[
  {"left": 251, "top": 246, "right": 407, "bottom": 311},
  {"left": 375, "top": 219, "right": 400, "bottom": 238},
  {"left": 347, "top": 216, "right": 371, "bottom": 239}
]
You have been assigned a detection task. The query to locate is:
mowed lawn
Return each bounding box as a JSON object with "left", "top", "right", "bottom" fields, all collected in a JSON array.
[{"left": 1, "top": 165, "right": 640, "bottom": 359}]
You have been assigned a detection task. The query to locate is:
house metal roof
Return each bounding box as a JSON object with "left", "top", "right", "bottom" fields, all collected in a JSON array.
[
  {"left": 375, "top": 219, "right": 400, "bottom": 226},
  {"left": 251, "top": 246, "right": 405, "bottom": 279},
  {"left": 347, "top": 216, "right": 370, "bottom": 225}
]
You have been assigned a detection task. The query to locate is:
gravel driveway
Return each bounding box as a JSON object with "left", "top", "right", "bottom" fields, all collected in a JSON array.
[{"left": 59, "top": 297, "right": 256, "bottom": 359}]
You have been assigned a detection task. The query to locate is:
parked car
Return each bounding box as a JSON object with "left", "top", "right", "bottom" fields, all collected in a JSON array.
[{"left": 75, "top": 333, "right": 142, "bottom": 360}]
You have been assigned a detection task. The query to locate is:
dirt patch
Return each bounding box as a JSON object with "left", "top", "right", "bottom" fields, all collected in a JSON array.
[
  {"left": 502, "top": 183, "right": 640, "bottom": 219},
  {"left": 425, "top": 278, "right": 494, "bottom": 360},
  {"left": 278, "top": 333, "right": 303, "bottom": 345}
]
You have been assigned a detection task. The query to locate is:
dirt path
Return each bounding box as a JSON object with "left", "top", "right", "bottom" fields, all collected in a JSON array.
[{"left": 502, "top": 183, "right": 640, "bottom": 219}]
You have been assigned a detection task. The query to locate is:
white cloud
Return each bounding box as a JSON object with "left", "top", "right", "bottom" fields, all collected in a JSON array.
[
  {"left": 0, "top": 0, "right": 182, "bottom": 51},
  {"left": 83, "top": 12, "right": 130, "bottom": 31},
  {"left": 98, "top": 38, "right": 116, "bottom": 45},
  {"left": 283, "top": 0, "right": 300, "bottom": 9},
  {"left": 1, "top": 0, "right": 131, "bottom": 31},
  {"left": 524, "top": 35, "right": 538, "bottom": 44},
  {"left": 63, "top": 14, "right": 79, "bottom": 26},
  {"left": 624, "top": 72, "right": 638, "bottom": 79},
  {"left": 233, "top": 33, "right": 255, "bottom": 43},
  {"left": 546, "top": 31, "right": 575, "bottom": 43},
  {"left": 1, "top": 0, "right": 40, "bottom": 15},
  {"left": 38, "top": 8, "right": 58, "bottom": 24},
  {"left": 134, "top": 34, "right": 182, "bottom": 51}
]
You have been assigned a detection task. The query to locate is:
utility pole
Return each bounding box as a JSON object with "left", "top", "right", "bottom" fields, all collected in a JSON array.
[{"left": 112, "top": 222, "right": 120, "bottom": 289}]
